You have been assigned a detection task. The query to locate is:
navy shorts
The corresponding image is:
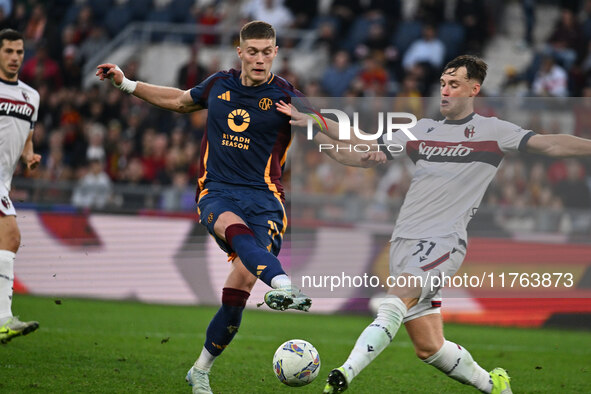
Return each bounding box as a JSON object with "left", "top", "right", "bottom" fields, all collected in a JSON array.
[{"left": 197, "top": 185, "right": 286, "bottom": 258}]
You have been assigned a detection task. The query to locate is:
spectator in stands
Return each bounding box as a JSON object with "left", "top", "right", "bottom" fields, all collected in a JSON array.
[
  {"left": 357, "top": 53, "right": 390, "bottom": 96},
  {"left": 393, "top": 74, "right": 424, "bottom": 119},
  {"left": 415, "top": 0, "right": 445, "bottom": 26},
  {"left": 160, "top": 170, "right": 195, "bottom": 211},
  {"left": 330, "top": 0, "right": 363, "bottom": 37},
  {"left": 24, "top": 3, "right": 46, "bottom": 46},
  {"left": 532, "top": 55, "right": 569, "bottom": 97},
  {"left": 60, "top": 45, "right": 82, "bottom": 88},
  {"left": 315, "top": 20, "right": 339, "bottom": 55},
  {"left": 402, "top": 24, "right": 445, "bottom": 72},
  {"left": 555, "top": 159, "right": 591, "bottom": 209},
  {"left": 71, "top": 149, "right": 113, "bottom": 209},
  {"left": 402, "top": 24, "right": 445, "bottom": 93},
  {"left": 42, "top": 129, "right": 70, "bottom": 182},
  {"left": 241, "top": 0, "right": 294, "bottom": 33},
  {"left": 177, "top": 45, "right": 207, "bottom": 90},
  {"left": 455, "top": 0, "right": 487, "bottom": 53},
  {"left": 78, "top": 26, "right": 109, "bottom": 65},
  {"left": 196, "top": 4, "right": 221, "bottom": 45},
  {"left": 142, "top": 132, "right": 168, "bottom": 183},
  {"left": 72, "top": 5, "right": 94, "bottom": 45},
  {"left": 354, "top": 23, "right": 391, "bottom": 60},
  {"left": 284, "top": 0, "right": 318, "bottom": 29},
  {"left": 321, "top": 50, "right": 359, "bottom": 96},
  {"left": 544, "top": 8, "right": 584, "bottom": 70},
  {"left": 7, "top": 2, "right": 27, "bottom": 33},
  {"left": 20, "top": 44, "right": 62, "bottom": 89}
]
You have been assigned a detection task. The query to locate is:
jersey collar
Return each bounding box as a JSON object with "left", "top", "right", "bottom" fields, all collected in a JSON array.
[
  {"left": 0, "top": 77, "right": 18, "bottom": 86},
  {"left": 239, "top": 72, "right": 274, "bottom": 87},
  {"left": 443, "top": 112, "right": 475, "bottom": 125}
]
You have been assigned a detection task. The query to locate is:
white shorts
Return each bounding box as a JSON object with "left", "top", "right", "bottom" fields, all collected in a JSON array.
[
  {"left": 388, "top": 234, "right": 467, "bottom": 323},
  {"left": 0, "top": 184, "right": 16, "bottom": 217}
]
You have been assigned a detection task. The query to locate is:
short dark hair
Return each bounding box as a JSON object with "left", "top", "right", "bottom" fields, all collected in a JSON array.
[
  {"left": 240, "top": 21, "right": 276, "bottom": 43},
  {"left": 0, "top": 29, "right": 23, "bottom": 48},
  {"left": 442, "top": 55, "right": 488, "bottom": 84}
]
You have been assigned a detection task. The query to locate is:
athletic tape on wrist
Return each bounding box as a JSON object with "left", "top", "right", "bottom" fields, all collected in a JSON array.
[{"left": 111, "top": 66, "right": 137, "bottom": 94}]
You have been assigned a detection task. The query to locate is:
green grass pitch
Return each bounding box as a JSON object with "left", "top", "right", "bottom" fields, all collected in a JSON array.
[{"left": 1, "top": 295, "right": 589, "bottom": 393}]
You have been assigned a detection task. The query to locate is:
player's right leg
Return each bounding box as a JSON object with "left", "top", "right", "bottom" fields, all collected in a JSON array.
[
  {"left": 323, "top": 290, "right": 415, "bottom": 393},
  {"left": 187, "top": 258, "right": 255, "bottom": 393},
  {"left": 0, "top": 208, "right": 39, "bottom": 344},
  {"left": 199, "top": 189, "right": 310, "bottom": 311}
]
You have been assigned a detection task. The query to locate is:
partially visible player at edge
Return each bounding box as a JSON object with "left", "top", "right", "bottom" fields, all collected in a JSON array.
[
  {"left": 0, "top": 29, "right": 41, "bottom": 344},
  {"left": 279, "top": 55, "right": 591, "bottom": 394},
  {"left": 96, "top": 21, "right": 382, "bottom": 394}
]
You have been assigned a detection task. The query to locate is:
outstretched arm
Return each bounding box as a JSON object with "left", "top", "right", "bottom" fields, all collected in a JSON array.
[
  {"left": 275, "top": 101, "right": 386, "bottom": 167},
  {"left": 275, "top": 100, "right": 375, "bottom": 146},
  {"left": 96, "top": 63, "right": 202, "bottom": 113},
  {"left": 526, "top": 134, "right": 591, "bottom": 157}
]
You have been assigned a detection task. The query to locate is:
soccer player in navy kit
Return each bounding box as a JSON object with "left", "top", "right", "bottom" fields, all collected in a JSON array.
[{"left": 97, "top": 21, "right": 316, "bottom": 393}]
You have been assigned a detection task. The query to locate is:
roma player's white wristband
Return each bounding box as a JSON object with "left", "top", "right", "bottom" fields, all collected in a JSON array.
[{"left": 111, "top": 66, "right": 137, "bottom": 94}]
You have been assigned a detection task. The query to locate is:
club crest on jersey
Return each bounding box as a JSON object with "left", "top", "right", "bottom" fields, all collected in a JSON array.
[
  {"left": 258, "top": 97, "right": 272, "bottom": 110},
  {"left": 464, "top": 125, "right": 475, "bottom": 138},
  {"left": 22, "top": 91, "right": 30, "bottom": 102},
  {"left": 1, "top": 196, "right": 10, "bottom": 210}
]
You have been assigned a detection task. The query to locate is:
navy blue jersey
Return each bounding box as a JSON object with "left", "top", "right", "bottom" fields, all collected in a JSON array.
[{"left": 191, "top": 69, "right": 303, "bottom": 202}]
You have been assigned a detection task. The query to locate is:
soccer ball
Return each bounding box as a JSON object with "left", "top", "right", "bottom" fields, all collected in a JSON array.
[{"left": 272, "top": 339, "right": 321, "bottom": 387}]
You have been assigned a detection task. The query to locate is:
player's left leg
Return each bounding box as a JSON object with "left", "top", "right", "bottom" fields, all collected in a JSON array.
[
  {"left": 0, "top": 212, "right": 39, "bottom": 344},
  {"left": 407, "top": 310, "right": 511, "bottom": 393},
  {"left": 187, "top": 257, "right": 256, "bottom": 393}
]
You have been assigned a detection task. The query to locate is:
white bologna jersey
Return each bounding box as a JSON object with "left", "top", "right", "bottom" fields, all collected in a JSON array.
[
  {"left": 0, "top": 79, "right": 39, "bottom": 190},
  {"left": 378, "top": 113, "right": 535, "bottom": 241}
]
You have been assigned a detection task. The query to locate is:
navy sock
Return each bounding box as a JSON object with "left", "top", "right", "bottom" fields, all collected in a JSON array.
[
  {"left": 204, "top": 288, "right": 250, "bottom": 357},
  {"left": 225, "top": 223, "right": 286, "bottom": 286}
]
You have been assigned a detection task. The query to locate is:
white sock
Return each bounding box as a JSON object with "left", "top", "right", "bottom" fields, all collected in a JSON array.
[
  {"left": 194, "top": 347, "right": 217, "bottom": 372},
  {"left": 342, "top": 296, "right": 407, "bottom": 382},
  {"left": 270, "top": 274, "right": 291, "bottom": 289},
  {"left": 424, "top": 340, "right": 493, "bottom": 393},
  {"left": 0, "top": 250, "right": 16, "bottom": 322}
]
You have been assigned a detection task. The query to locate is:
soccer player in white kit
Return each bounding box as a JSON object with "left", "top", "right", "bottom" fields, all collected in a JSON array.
[
  {"left": 278, "top": 55, "right": 591, "bottom": 393},
  {"left": 0, "top": 29, "right": 41, "bottom": 344}
]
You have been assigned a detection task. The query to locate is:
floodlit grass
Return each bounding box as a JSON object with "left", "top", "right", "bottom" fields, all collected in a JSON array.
[{"left": 2, "top": 295, "right": 589, "bottom": 393}]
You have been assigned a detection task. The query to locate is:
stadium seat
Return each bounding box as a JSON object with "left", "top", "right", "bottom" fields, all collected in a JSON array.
[
  {"left": 344, "top": 18, "right": 374, "bottom": 52},
  {"left": 145, "top": 8, "right": 174, "bottom": 24},
  {"left": 87, "top": 0, "right": 114, "bottom": 21},
  {"left": 392, "top": 20, "right": 422, "bottom": 57},
  {"left": 437, "top": 22, "right": 465, "bottom": 63},
  {"left": 61, "top": 4, "right": 81, "bottom": 27},
  {"left": 167, "top": 0, "right": 195, "bottom": 23},
  {"left": 127, "top": 0, "right": 154, "bottom": 22},
  {"left": 103, "top": 6, "right": 133, "bottom": 37}
]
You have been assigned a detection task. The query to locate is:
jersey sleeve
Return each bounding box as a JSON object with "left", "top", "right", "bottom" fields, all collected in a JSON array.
[
  {"left": 495, "top": 118, "right": 536, "bottom": 153},
  {"left": 31, "top": 89, "right": 40, "bottom": 129},
  {"left": 189, "top": 72, "right": 221, "bottom": 108}
]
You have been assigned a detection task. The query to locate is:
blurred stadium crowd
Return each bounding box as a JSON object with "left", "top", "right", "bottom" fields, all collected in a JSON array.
[{"left": 2, "top": 0, "right": 591, "bottom": 230}]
